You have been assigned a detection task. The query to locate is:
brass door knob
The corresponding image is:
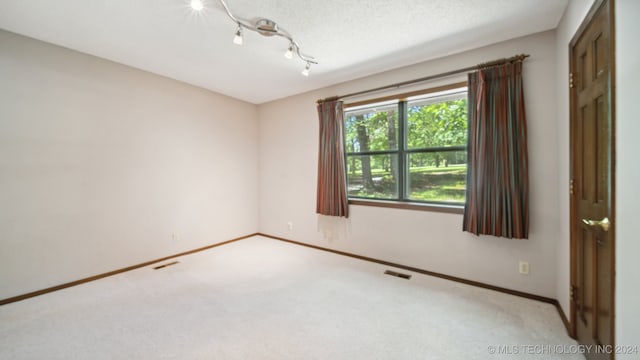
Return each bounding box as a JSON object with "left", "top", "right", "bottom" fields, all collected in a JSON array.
[{"left": 581, "top": 217, "right": 610, "bottom": 232}]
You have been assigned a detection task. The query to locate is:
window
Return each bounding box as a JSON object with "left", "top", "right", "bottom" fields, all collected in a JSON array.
[{"left": 344, "top": 85, "right": 468, "bottom": 208}]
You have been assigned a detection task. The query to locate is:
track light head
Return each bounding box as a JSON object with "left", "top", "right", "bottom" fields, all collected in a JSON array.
[
  {"left": 301, "top": 62, "right": 311, "bottom": 77},
  {"left": 284, "top": 44, "right": 294, "bottom": 59},
  {"left": 233, "top": 25, "right": 243, "bottom": 45}
]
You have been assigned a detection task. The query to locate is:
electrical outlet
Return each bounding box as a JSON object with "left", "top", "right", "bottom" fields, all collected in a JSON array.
[
  {"left": 519, "top": 261, "right": 530, "bottom": 275},
  {"left": 172, "top": 233, "right": 180, "bottom": 241},
  {"left": 287, "top": 221, "right": 293, "bottom": 231}
]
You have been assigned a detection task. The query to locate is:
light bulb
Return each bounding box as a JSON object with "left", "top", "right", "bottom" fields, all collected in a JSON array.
[
  {"left": 233, "top": 26, "right": 243, "bottom": 45},
  {"left": 301, "top": 63, "right": 311, "bottom": 77},
  {"left": 284, "top": 44, "right": 293, "bottom": 59},
  {"left": 190, "top": 0, "right": 204, "bottom": 11}
]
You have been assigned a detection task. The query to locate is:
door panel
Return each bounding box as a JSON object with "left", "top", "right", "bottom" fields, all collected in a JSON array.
[{"left": 570, "top": 0, "right": 614, "bottom": 359}]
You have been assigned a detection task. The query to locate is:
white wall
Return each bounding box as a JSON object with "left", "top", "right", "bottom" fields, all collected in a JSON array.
[
  {"left": 258, "top": 31, "right": 560, "bottom": 298},
  {"left": 0, "top": 30, "right": 259, "bottom": 300},
  {"left": 554, "top": 0, "right": 595, "bottom": 322},
  {"left": 615, "top": 0, "right": 640, "bottom": 355}
]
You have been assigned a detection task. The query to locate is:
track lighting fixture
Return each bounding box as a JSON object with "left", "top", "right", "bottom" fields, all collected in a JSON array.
[
  {"left": 192, "top": 0, "right": 317, "bottom": 76},
  {"left": 233, "top": 24, "right": 243, "bottom": 45}
]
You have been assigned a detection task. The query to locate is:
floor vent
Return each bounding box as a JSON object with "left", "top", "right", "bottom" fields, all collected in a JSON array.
[
  {"left": 384, "top": 270, "right": 411, "bottom": 280},
  {"left": 153, "top": 261, "right": 179, "bottom": 270}
]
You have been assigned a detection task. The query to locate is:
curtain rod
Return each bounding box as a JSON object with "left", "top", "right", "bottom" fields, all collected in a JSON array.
[{"left": 317, "top": 53, "right": 529, "bottom": 104}]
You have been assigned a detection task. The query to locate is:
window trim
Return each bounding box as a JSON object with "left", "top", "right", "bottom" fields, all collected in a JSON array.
[
  {"left": 344, "top": 82, "right": 468, "bottom": 108},
  {"left": 344, "top": 81, "right": 468, "bottom": 211},
  {"left": 348, "top": 199, "right": 464, "bottom": 214}
]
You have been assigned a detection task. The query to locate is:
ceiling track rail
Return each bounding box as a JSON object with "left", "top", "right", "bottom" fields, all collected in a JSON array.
[{"left": 217, "top": 0, "right": 317, "bottom": 65}]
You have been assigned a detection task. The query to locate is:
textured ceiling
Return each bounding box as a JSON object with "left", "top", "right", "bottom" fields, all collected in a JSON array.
[{"left": 0, "top": 0, "right": 569, "bottom": 104}]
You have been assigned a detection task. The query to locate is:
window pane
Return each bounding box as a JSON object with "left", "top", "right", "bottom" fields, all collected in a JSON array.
[
  {"left": 407, "top": 151, "right": 467, "bottom": 203},
  {"left": 344, "top": 103, "right": 398, "bottom": 153},
  {"left": 407, "top": 95, "right": 467, "bottom": 149},
  {"left": 347, "top": 154, "right": 398, "bottom": 199}
]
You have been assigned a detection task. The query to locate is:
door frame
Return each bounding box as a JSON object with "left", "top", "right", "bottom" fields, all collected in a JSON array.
[{"left": 569, "top": 0, "right": 616, "bottom": 346}]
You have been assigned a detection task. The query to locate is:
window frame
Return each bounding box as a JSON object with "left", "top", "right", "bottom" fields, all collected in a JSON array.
[{"left": 343, "top": 82, "right": 468, "bottom": 213}]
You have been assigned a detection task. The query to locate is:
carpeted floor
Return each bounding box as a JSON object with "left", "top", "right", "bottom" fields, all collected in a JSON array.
[{"left": 0, "top": 235, "right": 583, "bottom": 359}]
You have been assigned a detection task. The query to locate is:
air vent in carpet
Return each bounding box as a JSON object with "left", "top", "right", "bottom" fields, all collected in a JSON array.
[
  {"left": 384, "top": 270, "right": 411, "bottom": 279},
  {"left": 153, "top": 261, "right": 179, "bottom": 270}
]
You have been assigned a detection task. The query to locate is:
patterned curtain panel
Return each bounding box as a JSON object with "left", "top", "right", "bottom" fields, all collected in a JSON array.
[
  {"left": 463, "top": 61, "right": 529, "bottom": 239},
  {"left": 316, "top": 100, "right": 349, "bottom": 218}
]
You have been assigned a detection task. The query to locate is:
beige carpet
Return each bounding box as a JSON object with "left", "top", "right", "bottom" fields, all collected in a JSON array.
[{"left": 0, "top": 235, "right": 582, "bottom": 359}]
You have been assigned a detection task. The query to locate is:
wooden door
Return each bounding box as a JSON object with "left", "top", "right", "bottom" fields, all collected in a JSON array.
[{"left": 570, "top": 0, "right": 615, "bottom": 359}]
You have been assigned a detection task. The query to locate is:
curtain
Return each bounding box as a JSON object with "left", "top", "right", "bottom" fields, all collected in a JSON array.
[
  {"left": 463, "top": 61, "right": 529, "bottom": 239},
  {"left": 316, "top": 100, "right": 349, "bottom": 217}
]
